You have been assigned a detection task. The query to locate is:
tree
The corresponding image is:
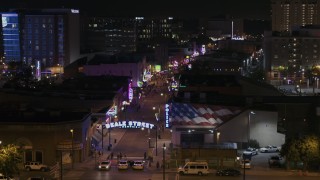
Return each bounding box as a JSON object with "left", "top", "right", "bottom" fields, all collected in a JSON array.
[
  {"left": 0, "top": 144, "right": 23, "bottom": 177},
  {"left": 299, "top": 135, "right": 320, "bottom": 170},
  {"left": 280, "top": 135, "right": 320, "bottom": 171}
]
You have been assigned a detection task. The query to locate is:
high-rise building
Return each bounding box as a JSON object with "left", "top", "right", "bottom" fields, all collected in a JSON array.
[
  {"left": 85, "top": 17, "right": 137, "bottom": 54},
  {"left": 264, "top": 25, "right": 320, "bottom": 85},
  {"left": 0, "top": 8, "right": 80, "bottom": 75},
  {"left": 0, "top": 13, "right": 21, "bottom": 63},
  {"left": 84, "top": 16, "right": 176, "bottom": 54},
  {"left": 271, "top": 0, "right": 320, "bottom": 32}
]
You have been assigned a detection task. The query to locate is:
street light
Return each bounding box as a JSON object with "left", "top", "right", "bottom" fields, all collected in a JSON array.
[
  {"left": 108, "top": 115, "right": 116, "bottom": 151},
  {"left": 122, "top": 101, "right": 130, "bottom": 121},
  {"left": 248, "top": 111, "right": 255, "bottom": 148},
  {"left": 217, "top": 131, "right": 220, "bottom": 144},
  {"left": 163, "top": 143, "right": 166, "bottom": 180},
  {"left": 243, "top": 158, "right": 246, "bottom": 180},
  {"left": 153, "top": 106, "right": 161, "bottom": 122},
  {"left": 155, "top": 125, "right": 158, "bottom": 156},
  {"left": 101, "top": 121, "right": 105, "bottom": 154},
  {"left": 70, "top": 129, "right": 74, "bottom": 169}
]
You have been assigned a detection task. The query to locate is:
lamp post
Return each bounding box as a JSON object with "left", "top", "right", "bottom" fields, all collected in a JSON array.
[
  {"left": 148, "top": 138, "right": 151, "bottom": 148},
  {"left": 108, "top": 115, "right": 115, "bottom": 151},
  {"left": 248, "top": 111, "right": 255, "bottom": 148},
  {"left": 70, "top": 129, "right": 74, "bottom": 169},
  {"left": 60, "top": 151, "right": 63, "bottom": 180},
  {"left": 217, "top": 131, "right": 220, "bottom": 144},
  {"left": 122, "top": 101, "right": 130, "bottom": 121},
  {"left": 163, "top": 143, "right": 166, "bottom": 180},
  {"left": 155, "top": 125, "right": 158, "bottom": 156},
  {"left": 101, "top": 121, "right": 105, "bottom": 154},
  {"left": 243, "top": 159, "right": 246, "bottom": 180}
]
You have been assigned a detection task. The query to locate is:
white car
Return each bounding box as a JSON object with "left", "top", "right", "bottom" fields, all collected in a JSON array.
[
  {"left": 260, "top": 145, "right": 280, "bottom": 153},
  {"left": 98, "top": 160, "right": 111, "bottom": 170},
  {"left": 243, "top": 147, "right": 258, "bottom": 156},
  {"left": 117, "top": 160, "right": 129, "bottom": 170},
  {"left": 132, "top": 160, "right": 144, "bottom": 170}
]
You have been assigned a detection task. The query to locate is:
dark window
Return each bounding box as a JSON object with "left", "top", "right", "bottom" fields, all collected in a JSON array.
[{"left": 25, "top": 150, "right": 32, "bottom": 162}]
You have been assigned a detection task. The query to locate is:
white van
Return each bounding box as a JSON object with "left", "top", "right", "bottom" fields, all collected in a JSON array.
[{"left": 177, "top": 162, "right": 209, "bottom": 175}]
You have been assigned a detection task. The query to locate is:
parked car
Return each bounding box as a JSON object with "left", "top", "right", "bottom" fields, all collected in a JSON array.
[
  {"left": 98, "top": 160, "right": 111, "bottom": 170},
  {"left": 177, "top": 161, "right": 209, "bottom": 176},
  {"left": 117, "top": 160, "right": 129, "bottom": 170},
  {"left": 243, "top": 147, "right": 258, "bottom": 156},
  {"left": 259, "top": 145, "right": 280, "bottom": 153},
  {"left": 216, "top": 168, "right": 241, "bottom": 176},
  {"left": 24, "top": 161, "right": 49, "bottom": 172},
  {"left": 268, "top": 155, "right": 282, "bottom": 168},
  {"left": 132, "top": 160, "right": 144, "bottom": 170}
]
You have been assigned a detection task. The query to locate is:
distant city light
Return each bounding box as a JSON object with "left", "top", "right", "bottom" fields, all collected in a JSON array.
[{"left": 71, "top": 9, "right": 79, "bottom": 13}]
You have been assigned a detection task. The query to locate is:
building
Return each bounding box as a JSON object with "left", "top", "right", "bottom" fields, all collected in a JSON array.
[
  {"left": 0, "top": 9, "right": 80, "bottom": 77},
  {"left": 0, "top": 76, "right": 128, "bottom": 167},
  {"left": 82, "top": 53, "right": 151, "bottom": 88},
  {"left": 83, "top": 16, "right": 176, "bottom": 54},
  {"left": 263, "top": 25, "right": 320, "bottom": 86},
  {"left": 271, "top": 0, "right": 320, "bottom": 32},
  {"left": 84, "top": 17, "right": 137, "bottom": 54}
]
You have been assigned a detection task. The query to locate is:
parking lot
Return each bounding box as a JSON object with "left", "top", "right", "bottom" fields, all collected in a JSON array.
[{"left": 243, "top": 150, "right": 283, "bottom": 169}]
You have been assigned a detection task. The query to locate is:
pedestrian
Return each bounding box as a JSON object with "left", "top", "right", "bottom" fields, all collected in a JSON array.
[
  {"left": 156, "top": 161, "right": 160, "bottom": 169},
  {"left": 144, "top": 152, "right": 147, "bottom": 160},
  {"left": 111, "top": 152, "right": 114, "bottom": 160}
]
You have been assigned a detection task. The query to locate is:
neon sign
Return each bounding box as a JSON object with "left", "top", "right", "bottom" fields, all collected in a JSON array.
[
  {"left": 165, "top": 104, "right": 170, "bottom": 128},
  {"left": 97, "top": 121, "right": 155, "bottom": 129},
  {"left": 128, "top": 82, "right": 133, "bottom": 101}
]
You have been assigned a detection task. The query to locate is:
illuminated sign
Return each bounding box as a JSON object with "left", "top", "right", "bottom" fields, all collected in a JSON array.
[
  {"left": 1, "top": 13, "right": 18, "bottom": 27},
  {"left": 106, "top": 106, "right": 117, "bottom": 116},
  {"left": 165, "top": 104, "right": 170, "bottom": 128},
  {"left": 36, "top": 60, "right": 41, "bottom": 81},
  {"left": 97, "top": 121, "right": 155, "bottom": 129},
  {"left": 71, "top": 9, "right": 79, "bottom": 13},
  {"left": 201, "top": 45, "right": 206, "bottom": 54},
  {"left": 128, "top": 82, "right": 133, "bottom": 101},
  {"left": 155, "top": 65, "right": 161, "bottom": 72}
]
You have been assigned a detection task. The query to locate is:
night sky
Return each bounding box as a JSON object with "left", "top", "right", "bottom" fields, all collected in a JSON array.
[{"left": 1, "top": 0, "right": 271, "bottom": 19}]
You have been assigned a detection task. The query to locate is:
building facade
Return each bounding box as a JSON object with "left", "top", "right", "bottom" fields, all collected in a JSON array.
[
  {"left": 271, "top": 0, "right": 320, "bottom": 32},
  {"left": 0, "top": 9, "right": 80, "bottom": 76},
  {"left": 264, "top": 26, "right": 320, "bottom": 85}
]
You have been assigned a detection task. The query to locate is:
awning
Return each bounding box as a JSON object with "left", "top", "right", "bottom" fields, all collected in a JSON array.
[{"left": 57, "top": 140, "right": 83, "bottom": 151}]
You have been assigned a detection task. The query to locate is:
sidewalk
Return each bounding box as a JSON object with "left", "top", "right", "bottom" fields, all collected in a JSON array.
[{"left": 62, "top": 128, "right": 127, "bottom": 178}]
